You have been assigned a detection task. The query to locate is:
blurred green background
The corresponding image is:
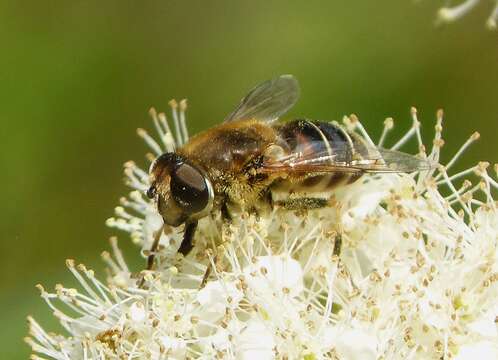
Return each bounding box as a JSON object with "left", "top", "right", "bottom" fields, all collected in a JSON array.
[{"left": 1, "top": 1, "right": 497, "bottom": 358}]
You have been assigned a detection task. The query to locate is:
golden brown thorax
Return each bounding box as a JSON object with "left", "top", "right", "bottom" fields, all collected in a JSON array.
[
  {"left": 177, "top": 119, "right": 277, "bottom": 207},
  {"left": 178, "top": 119, "right": 276, "bottom": 171}
]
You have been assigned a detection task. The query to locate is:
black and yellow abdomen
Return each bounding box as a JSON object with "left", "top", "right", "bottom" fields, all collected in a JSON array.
[{"left": 273, "top": 119, "right": 364, "bottom": 193}]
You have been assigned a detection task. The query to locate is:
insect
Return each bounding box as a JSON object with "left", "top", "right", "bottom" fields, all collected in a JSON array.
[{"left": 144, "top": 75, "right": 432, "bottom": 277}]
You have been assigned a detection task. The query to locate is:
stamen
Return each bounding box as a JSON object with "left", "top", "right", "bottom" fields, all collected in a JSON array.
[
  {"left": 301, "top": 232, "right": 325, "bottom": 275},
  {"left": 411, "top": 108, "right": 425, "bottom": 156},
  {"left": 149, "top": 107, "right": 166, "bottom": 145},
  {"left": 444, "top": 180, "right": 474, "bottom": 202},
  {"left": 149, "top": 108, "right": 172, "bottom": 154},
  {"left": 487, "top": 2, "right": 498, "bottom": 29},
  {"left": 428, "top": 109, "right": 444, "bottom": 164},
  {"left": 65, "top": 260, "right": 105, "bottom": 304},
  {"left": 377, "top": 117, "right": 394, "bottom": 148},
  {"left": 179, "top": 99, "right": 189, "bottom": 143},
  {"left": 391, "top": 110, "right": 420, "bottom": 150},
  {"left": 168, "top": 99, "right": 184, "bottom": 146},
  {"left": 110, "top": 237, "right": 130, "bottom": 272},
  {"left": 439, "top": 169, "right": 475, "bottom": 228},
  {"left": 157, "top": 112, "right": 176, "bottom": 152},
  {"left": 437, "top": 0, "right": 480, "bottom": 23},
  {"left": 435, "top": 166, "right": 477, "bottom": 186},
  {"left": 317, "top": 262, "right": 338, "bottom": 335},
  {"left": 349, "top": 114, "right": 376, "bottom": 148},
  {"left": 101, "top": 250, "right": 121, "bottom": 274},
  {"left": 136, "top": 128, "right": 163, "bottom": 156},
  {"left": 435, "top": 132, "right": 480, "bottom": 181}
]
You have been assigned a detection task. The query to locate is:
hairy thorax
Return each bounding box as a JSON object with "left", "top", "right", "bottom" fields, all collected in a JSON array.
[{"left": 177, "top": 119, "right": 277, "bottom": 207}]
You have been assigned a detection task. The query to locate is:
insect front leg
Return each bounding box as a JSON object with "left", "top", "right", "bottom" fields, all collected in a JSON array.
[
  {"left": 139, "top": 223, "right": 164, "bottom": 287},
  {"left": 145, "top": 224, "right": 165, "bottom": 271},
  {"left": 178, "top": 220, "right": 198, "bottom": 256},
  {"left": 221, "top": 201, "right": 232, "bottom": 222},
  {"left": 140, "top": 221, "right": 198, "bottom": 288}
]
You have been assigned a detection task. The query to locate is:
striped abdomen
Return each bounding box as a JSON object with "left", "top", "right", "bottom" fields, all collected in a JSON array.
[{"left": 273, "top": 119, "right": 366, "bottom": 193}]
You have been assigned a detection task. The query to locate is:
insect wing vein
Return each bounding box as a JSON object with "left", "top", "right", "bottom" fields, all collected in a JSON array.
[{"left": 224, "top": 75, "right": 300, "bottom": 123}]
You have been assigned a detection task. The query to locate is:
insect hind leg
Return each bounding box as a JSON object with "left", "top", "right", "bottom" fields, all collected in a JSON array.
[
  {"left": 199, "top": 206, "right": 232, "bottom": 288},
  {"left": 275, "top": 197, "right": 329, "bottom": 210}
]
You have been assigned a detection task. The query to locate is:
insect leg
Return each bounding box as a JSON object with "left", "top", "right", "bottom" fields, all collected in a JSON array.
[
  {"left": 146, "top": 224, "right": 164, "bottom": 270},
  {"left": 200, "top": 258, "right": 213, "bottom": 288},
  {"left": 200, "top": 243, "right": 228, "bottom": 289},
  {"left": 263, "top": 189, "right": 274, "bottom": 208},
  {"left": 221, "top": 202, "right": 231, "bottom": 221},
  {"left": 199, "top": 206, "right": 231, "bottom": 288},
  {"left": 333, "top": 233, "right": 342, "bottom": 256},
  {"left": 178, "top": 220, "right": 198, "bottom": 256},
  {"left": 139, "top": 223, "right": 164, "bottom": 287},
  {"left": 275, "top": 197, "right": 329, "bottom": 210}
]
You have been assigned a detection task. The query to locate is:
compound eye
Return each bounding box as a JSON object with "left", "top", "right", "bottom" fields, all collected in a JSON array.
[{"left": 170, "top": 163, "right": 210, "bottom": 214}]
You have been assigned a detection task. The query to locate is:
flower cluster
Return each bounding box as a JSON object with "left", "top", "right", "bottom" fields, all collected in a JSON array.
[
  {"left": 26, "top": 103, "right": 498, "bottom": 359},
  {"left": 432, "top": 0, "right": 498, "bottom": 29}
]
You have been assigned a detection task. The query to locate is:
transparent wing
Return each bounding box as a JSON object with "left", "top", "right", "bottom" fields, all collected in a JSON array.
[
  {"left": 375, "top": 148, "right": 434, "bottom": 172},
  {"left": 260, "top": 142, "right": 435, "bottom": 175},
  {"left": 224, "top": 75, "right": 300, "bottom": 123}
]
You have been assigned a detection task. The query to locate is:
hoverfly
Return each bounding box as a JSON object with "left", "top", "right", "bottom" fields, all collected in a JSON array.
[{"left": 145, "top": 75, "right": 432, "bottom": 275}]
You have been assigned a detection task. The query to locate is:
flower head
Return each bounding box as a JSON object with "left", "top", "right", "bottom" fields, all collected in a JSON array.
[{"left": 27, "top": 103, "right": 498, "bottom": 359}]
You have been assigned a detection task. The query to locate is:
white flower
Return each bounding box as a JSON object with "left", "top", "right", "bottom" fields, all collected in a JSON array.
[
  {"left": 243, "top": 255, "right": 304, "bottom": 298},
  {"left": 454, "top": 341, "right": 498, "bottom": 360},
  {"left": 235, "top": 320, "right": 275, "bottom": 360},
  {"left": 26, "top": 103, "right": 498, "bottom": 359},
  {"left": 331, "top": 328, "right": 378, "bottom": 359}
]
